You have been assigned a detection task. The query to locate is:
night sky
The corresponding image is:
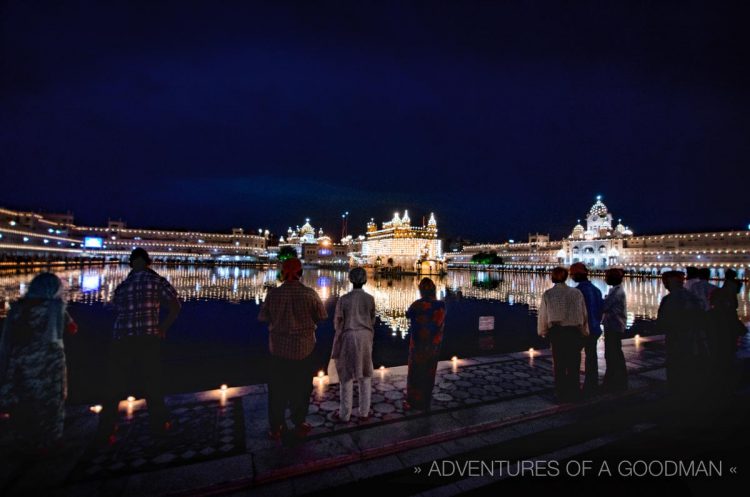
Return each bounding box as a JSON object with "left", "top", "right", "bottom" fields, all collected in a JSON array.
[{"left": 2, "top": 1, "right": 749, "bottom": 241}]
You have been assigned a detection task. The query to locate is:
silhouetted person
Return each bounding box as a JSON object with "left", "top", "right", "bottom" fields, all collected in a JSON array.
[
  {"left": 538, "top": 267, "right": 589, "bottom": 403},
  {"left": 570, "top": 263, "right": 603, "bottom": 396},
  {"left": 684, "top": 266, "right": 700, "bottom": 292},
  {"left": 657, "top": 270, "right": 708, "bottom": 398},
  {"left": 708, "top": 270, "right": 746, "bottom": 393},
  {"left": 259, "top": 258, "right": 327, "bottom": 440},
  {"left": 331, "top": 268, "right": 375, "bottom": 422},
  {"left": 403, "top": 278, "right": 446, "bottom": 411},
  {"left": 690, "top": 267, "right": 718, "bottom": 311},
  {"left": 601, "top": 268, "right": 628, "bottom": 391},
  {"left": 97, "top": 248, "right": 181, "bottom": 442},
  {"left": 719, "top": 268, "right": 741, "bottom": 311},
  {"left": 0, "top": 273, "right": 77, "bottom": 454}
]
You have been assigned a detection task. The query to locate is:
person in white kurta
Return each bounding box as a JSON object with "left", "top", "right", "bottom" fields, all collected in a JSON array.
[{"left": 332, "top": 268, "right": 376, "bottom": 421}]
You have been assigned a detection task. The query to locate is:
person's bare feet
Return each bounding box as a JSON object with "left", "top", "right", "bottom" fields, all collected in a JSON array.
[{"left": 331, "top": 411, "right": 350, "bottom": 423}]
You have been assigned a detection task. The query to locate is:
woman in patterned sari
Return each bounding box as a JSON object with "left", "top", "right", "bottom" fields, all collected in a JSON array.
[
  {"left": 0, "top": 272, "right": 77, "bottom": 454},
  {"left": 403, "top": 278, "right": 446, "bottom": 411}
]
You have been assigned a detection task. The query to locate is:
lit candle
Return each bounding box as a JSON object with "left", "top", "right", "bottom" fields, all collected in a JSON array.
[
  {"left": 528, "top": 347, "right": 535, "bottom": 356},
  {"left": 379, "top": 365, "right": 385, "bottom": 371},
  {"left": 220, "top": 384, "right": 228, "bottom": 391},
  {"left": 127, "top": 396, "right": 135, "bottom": 402},
  {"left": 451, "top": 356, "right": 458, "bottom": 362},
  {"left": 89, "top": 405, "right": 103, "bottom": 414},
  {"left": 317, "top": 370, "right": 325, "bottom": 378}
]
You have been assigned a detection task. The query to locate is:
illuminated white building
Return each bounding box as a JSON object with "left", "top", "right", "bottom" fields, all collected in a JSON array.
[
  {"left": 360, "top": 210, "right": 444, "bottom": 274},
  {"left": 447, "top": 197, "right": 750, "bottom": 278},
  {"left": 277, "top": 219, "right": 348, "bottom": 266},
  {"left": 560, "top": 195, "right": 634, "bottom": 268},
  {"left": 0, "top": 206, "right": 268, "bottom": 265}
]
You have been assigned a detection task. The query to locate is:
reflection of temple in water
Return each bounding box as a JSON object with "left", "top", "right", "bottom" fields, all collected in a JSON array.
[
  {"left": 447, "top": 271, "right": 749, "bottom": 325},
  {"left": 1, "top": 267, "right": 747, "bottom": 329}
]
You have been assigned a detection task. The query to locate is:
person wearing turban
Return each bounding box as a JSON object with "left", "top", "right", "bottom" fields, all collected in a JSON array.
[
  {"left": 330, "top": 267, "right": 376, "bottom": 422},
  {"left": 259, "top": 258, "right": 327, "bottom": 440}
]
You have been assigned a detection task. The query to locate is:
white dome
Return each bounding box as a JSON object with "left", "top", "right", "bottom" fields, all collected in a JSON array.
[
  {"left": 589, "top": 197, "right": 608, "bottom": 218},
  {"left": 300, "top": 220, "right": 315, "bottom": 235}
]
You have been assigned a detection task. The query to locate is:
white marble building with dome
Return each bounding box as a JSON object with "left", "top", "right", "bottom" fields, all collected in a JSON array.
[
  {"left": 359, "top": 210, "right": 444, "bottom": 274},
  {"left": 560, "top": 196, "right": 634, "bottom": 269},
  {"left": 277, "top": 219, "right": 348, "bottom": 265},
  {"left": 447, "top": 196, "right": 750, "bottom": 278}
]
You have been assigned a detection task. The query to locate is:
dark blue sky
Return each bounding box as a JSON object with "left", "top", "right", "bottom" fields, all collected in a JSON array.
[{"left": 2, "top": 1, "right": 749, "bottom": 241}]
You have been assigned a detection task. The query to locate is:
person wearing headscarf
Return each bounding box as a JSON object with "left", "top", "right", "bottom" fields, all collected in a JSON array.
[
  {"left": 331, "top": 267, "right": 376, "bottom": 422},
  {"left": 0, "top": 272, "right": 77, "bottom": 453},
  {"left": 259, "top": 258, "right": 327, "bottom": 440},
  {"left": 403, "top": 277, "right": 446, "bottom": 411}
]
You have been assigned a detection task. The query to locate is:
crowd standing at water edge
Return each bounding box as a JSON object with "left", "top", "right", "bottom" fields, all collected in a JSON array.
[{"left": 0, "top": 251, "right": 746, "bottom": 456}]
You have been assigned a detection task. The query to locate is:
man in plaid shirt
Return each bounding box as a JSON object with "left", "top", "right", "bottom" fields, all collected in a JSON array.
[
  {"left": 259, "top": 257, "right": 327, "bottom": 440},
  {"left": 98, "top": 248, "right": 181, "bottom": 441}
]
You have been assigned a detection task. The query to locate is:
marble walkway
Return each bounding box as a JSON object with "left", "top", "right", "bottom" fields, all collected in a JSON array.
[{"left": 1, "top": 333, "right": 747, "bottom": 497}]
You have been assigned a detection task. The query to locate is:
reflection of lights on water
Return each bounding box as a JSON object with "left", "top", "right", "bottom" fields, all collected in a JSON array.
[
  {"left": 3, "top": 267, "right": 749, "bottom": 329},
  {"left": 82, "top": 274, "right": 101, "bottom": 292},
  {"left": 626, "top": 312, "right": 636, "bottom": 329}
]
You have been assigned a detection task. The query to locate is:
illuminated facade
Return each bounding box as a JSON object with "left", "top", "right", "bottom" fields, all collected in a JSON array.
[
  {"left": 277, "top": 219, "right": 349, "bottom": 265},
  {"left": 447, "top": 197, "right": 750, "bottom": 278},
  {"left": 360, "top": 211, "right": 444, "bottom": 274},
  {"left": 0, "top": 206, "right": 267, "bottom": 264}
]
